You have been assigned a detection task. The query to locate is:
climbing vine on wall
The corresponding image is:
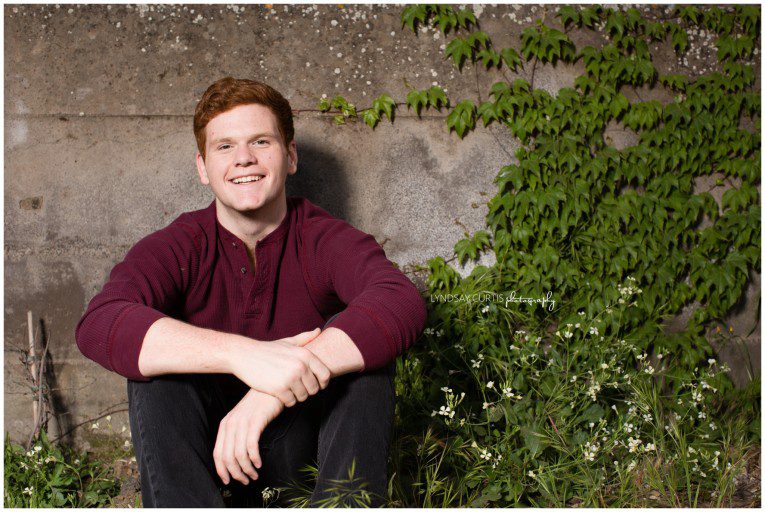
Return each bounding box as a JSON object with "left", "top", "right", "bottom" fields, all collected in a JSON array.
[{"left": 318, "top": 5, "right": 760, "bottom": 388}]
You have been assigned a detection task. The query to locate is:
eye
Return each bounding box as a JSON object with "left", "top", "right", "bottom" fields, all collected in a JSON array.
[
  {"left": 217, "top": 144, "right": 231, "bottom": 150},
  {"left": 253, "top": 139, "right": 269, "bottom": 146}
]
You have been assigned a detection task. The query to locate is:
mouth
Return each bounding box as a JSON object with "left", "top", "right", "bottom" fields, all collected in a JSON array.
[{"left": 229, "top": 174, "right": 266, "bottom": 185}]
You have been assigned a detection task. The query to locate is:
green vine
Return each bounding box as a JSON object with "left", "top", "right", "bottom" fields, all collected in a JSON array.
[
  {"left": 317, "top": 5, "right": 760, "bottom": 385},
  {"left": 312, "top": 5, "right": 760, "bottom": 506}
]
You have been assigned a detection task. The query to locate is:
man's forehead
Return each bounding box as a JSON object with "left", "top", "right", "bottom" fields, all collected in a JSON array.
[{"left": 205, "top": 105, "right": 281, "bottom": 144}]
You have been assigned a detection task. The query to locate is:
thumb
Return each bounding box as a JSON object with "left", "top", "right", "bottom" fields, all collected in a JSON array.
[{"left": 284, "top": 327, "right": 321, "bottom": 347}]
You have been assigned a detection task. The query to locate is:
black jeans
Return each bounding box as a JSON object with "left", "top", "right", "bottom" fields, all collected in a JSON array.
[{"left": 127, "top": 317, "right": 396, "bottom": 507}]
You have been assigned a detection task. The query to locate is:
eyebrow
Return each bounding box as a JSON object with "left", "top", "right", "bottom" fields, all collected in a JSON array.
[{"left": 209, "top": 133, "right": 278, "bottom": 146}]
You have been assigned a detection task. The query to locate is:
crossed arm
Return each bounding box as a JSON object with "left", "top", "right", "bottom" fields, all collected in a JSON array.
[{"left": 137, "top": 315, "right": 365, "bottom": 485}]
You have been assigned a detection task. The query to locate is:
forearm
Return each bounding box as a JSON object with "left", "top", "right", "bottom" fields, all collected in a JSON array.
[
  {"left": 137, "top": 316, "right": 245, "bottom": 377},
  {"left": 303, "top": 326, "right": 365, "bottom": 377}
]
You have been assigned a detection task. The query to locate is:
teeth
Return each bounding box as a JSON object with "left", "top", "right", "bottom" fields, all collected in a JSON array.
[{"left": 232, "top": 175, "right": 263, "bottom": 184}]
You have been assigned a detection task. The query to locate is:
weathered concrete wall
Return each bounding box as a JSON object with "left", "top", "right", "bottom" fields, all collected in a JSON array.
[{"left": 4, "top": 4, "right": 759, "bottom": 445}]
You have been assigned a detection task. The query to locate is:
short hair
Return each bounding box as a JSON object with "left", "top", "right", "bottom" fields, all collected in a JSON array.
[{"left": 193, "top": 77, "right": 294, "bottom": 160}]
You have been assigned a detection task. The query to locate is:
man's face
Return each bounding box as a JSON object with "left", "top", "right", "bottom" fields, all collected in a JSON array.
[{"left": 196, "top": 104, "right": 297, "bottom": 217}]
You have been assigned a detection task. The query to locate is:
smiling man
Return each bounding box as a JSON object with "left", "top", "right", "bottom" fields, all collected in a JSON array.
[{"left": 75, "top": 77, "right": 428, "bottom": 507}]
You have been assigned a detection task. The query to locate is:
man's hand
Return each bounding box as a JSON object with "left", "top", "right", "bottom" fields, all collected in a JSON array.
[
  {"left": 213, "top": 388, "right": 284, "bottom": 486},
  {"left": 226, "top": 329, "right": 332, "bottom": 407}
]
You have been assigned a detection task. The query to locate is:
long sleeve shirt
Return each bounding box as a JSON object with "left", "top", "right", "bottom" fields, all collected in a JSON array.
[{"left": 75, "top": 196, "right": 428, "bottom": 381}]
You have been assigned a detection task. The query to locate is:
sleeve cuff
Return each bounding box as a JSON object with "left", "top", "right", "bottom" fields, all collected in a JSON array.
[
  {"left": 329, "top": 306, "right": 395, "bottom": 371},
  {"left": 108, "top": 305, "right": 168, "bottom": 381}
]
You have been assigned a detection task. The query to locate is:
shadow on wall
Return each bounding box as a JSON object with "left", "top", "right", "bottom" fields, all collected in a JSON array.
[{"left": 287, "top": 141, "right": 351, "bottom": 221}]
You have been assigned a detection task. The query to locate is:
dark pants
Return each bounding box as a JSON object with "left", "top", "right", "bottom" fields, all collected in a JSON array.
[{"left": 127, "top": 317, "right": 396, "bottom": 507}]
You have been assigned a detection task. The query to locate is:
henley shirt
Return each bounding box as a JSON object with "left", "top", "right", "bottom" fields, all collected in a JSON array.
[{"left": 75, "top": 196, "right": 428, "bottom": 381}]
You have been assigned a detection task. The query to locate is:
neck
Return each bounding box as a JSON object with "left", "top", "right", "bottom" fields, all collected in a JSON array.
[{"left": 215, "top": 195, "right": 287, "bottom": 248}]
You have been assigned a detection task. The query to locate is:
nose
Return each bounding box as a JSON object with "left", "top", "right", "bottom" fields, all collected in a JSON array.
[{"left": 234, "top": 144, "right": 256, "bottom": 166}]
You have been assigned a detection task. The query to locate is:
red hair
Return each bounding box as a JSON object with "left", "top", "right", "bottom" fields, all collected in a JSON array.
[{"left": 193, "top": 77, "right": 294, "bottom": 159}]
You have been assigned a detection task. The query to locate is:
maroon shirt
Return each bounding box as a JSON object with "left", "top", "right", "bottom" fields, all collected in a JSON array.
[{"left": 75, "top": 197, "right": 427, "bottom": 381}]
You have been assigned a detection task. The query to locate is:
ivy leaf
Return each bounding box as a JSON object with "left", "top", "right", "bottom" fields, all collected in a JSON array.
[
  {"left": 317, "top": 97, "right": 331, "bottom": 112},
  {"left": 427, "top": 86, "right": 449, "bottom": 110},
  {"left": 678, "top": 5, "right": 700, "bottom": 25},
  {"left": 426, "top": 256, "right": 461, "bottom": 292},
  {"left": 447, "top": 100, "right": 476, "bottom": 138},
  {"left": 477, "top": 101, "right": 498, "bottom": 126},
  {"left": 445, "top": 37, "right": 473, "bottom": 70},
  {"left": 579, "top": 7, "right": 600, "bottom": 28},
  {"left": 456, "top": 8, "right": 477, "bottom": 30},
  {"left": 401, "top": 4, "right": 429, "bottom": 33},
  {"left": 468, "top": 30, "right": 490, "bottom": 50},
  {"left": 372, "top": 94, "right": 396, "bottom": 121},
  {"left": 362, "top": 108, "right": 380, "bottom": 129},
  {"left": 604, "top": 11, "right": 625, "bottom": 37},
  {"left": 489, "top": 81, "right": 511, "bottom": 101},
  {"left": 520, "top": 27, "right": 541, "bottom": 60},
  {"left": 406, "top": 89, "right": 429, "bottom": 117},
  {"left": 610, "top": 93, "right": 629, "bottom": 119},
  {"left": 454, "top": 230, "right": 491, "bottom": 265},
  {"left": 669, "top": 23, "right": 689, "bottom": 54},
  {"left": 557, "top": 6, "right": 579, "bottom": 28},
  {"left": 500, "top": 47, "right": 522, "bottom": 71},
  {"left": 477, "top": 49, "right": 501, "bottom": 69},
  {"left": 436, "top": 8, "right": 458, "bottom": 34},
  {"left": 330, "top": 95, "right": 348, "bottom": 110},
  {"left": 660, "top": 74, "right": 688, "bottom": 92}
]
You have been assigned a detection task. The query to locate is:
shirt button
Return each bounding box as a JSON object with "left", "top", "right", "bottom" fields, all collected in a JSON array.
[
  {"left": 240, "top": 267, "right": 247, "bottom": 274},
  {"left": 232, "top": 242, "right": 237, "bottom": 248}
]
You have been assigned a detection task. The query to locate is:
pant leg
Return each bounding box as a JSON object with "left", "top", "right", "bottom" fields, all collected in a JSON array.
[
  {"left": 127, "top": 373, "right": 236, "bottom": 507},
  {"left": 248, "top": 312, "right": 396, "bottom": 507},
  {"left": 308, "top": 362, "right": 396, "bottom": 507}
]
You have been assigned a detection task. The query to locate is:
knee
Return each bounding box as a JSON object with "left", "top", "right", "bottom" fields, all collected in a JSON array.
[{"left": 127, "top": 374, "right": 209, "bottom": 421}]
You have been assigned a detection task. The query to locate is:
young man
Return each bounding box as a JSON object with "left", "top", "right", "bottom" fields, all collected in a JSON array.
[{"left": 75, "top": 77, "right": 427, "bottom": 507}]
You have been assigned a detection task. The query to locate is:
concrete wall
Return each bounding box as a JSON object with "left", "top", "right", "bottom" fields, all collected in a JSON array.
[{"left": 5, "top": 4, "right": 759, "bottom": 445}]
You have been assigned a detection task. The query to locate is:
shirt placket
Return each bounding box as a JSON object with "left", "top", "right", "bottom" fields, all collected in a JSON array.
[
  {"left": 227, "top": 239, "right": 258, "bottom": 315},
  {"left": 243, "top": 244, "right": 268, "bottom": 317}
]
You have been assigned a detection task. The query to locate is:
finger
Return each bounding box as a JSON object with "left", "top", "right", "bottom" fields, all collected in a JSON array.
[
  {"left": 291, "top": 379, "right": 310, "bottom": 403},
  {"left": 301, "top": 368, "right": 321, "bottom": 396},
  {"left": 284, "top": 328, "right": 321, "bottom": 347},
  {"left": 308, "top": 356, "right": 332, "bottom": 390},
  {"left": 234, "top": 420, "right": 259, "bottom": 481},
  {"left": 224, "top": 418, "right": 249, "bottom": 485},
  {"left": 213, "top": 420, "right": 231, "bottom": 485},
  {"left": 246, "top": 424, "right": 263, "bottom": 470},
  {"left": 279, "top": 388, "right": 298, "bottom": 408}
]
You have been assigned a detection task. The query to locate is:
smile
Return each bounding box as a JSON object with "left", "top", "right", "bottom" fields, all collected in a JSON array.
[{"left": 230, "top": 175, "right": 265, "bottom": 184}]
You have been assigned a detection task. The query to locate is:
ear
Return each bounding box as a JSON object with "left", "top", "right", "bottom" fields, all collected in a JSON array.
[
  {"left": 196, "top": 152, "right": 210, "bottom": 185},
  {"left": 287, "top": 140, "right": 298, "bottom": 176}
]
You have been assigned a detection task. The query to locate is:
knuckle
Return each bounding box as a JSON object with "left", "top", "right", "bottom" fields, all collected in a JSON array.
[{"left": 294, "top": 359, "right": 308, "bottom": 374}]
